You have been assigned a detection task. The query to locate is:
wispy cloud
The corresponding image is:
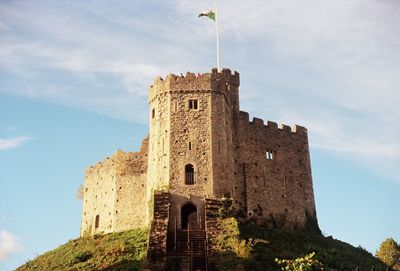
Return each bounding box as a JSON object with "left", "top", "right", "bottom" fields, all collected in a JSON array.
[
  {"left": 0, "top": 1, "right": 399, "bottom": 180},
  {"left": 0, "top": 137, "right": 33, "bottom": 150},
  {"left": 0, "top": 230, "right": 22, "bottom": 260}
]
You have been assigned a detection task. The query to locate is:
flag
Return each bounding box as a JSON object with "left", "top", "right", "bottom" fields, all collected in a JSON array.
[
  {"left": 198, "top": 9, "right": 216, "bottom": 21},
  {"left": 198, "top": 7, "right": 220, "bottom": 71}
]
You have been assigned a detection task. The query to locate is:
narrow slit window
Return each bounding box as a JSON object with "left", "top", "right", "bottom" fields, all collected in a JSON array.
[
  {"left": 188, "top": 141, "right": 192, "bottom": 150},
  {"left": 95, "top": 215, "right": 100, "bottom": 229},
  {"left": 152, "top": 108, "right": 155, "bottom": 119},
  {"left": 283, "top": 177, "right": 288, "bottom": 192},
  {"left": 188, "top": 99, "right": 198, "bottom": 110}
]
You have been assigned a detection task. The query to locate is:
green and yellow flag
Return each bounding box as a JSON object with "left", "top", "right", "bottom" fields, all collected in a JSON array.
[
  {"left": 198, "top": 9, "right": 216, "bottom": 21},
  {"left": 198, "top": 7, "right": 220, "bottom": 71}
]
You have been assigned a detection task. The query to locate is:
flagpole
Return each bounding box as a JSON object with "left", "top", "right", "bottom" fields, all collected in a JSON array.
[{"left": 215, "top": 7, "right": 220, "bottom": 72}]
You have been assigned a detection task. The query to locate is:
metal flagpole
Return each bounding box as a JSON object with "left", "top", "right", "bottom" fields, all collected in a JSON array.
[{"left": 215, "top": 7, "right": 220, "bottom": 72}]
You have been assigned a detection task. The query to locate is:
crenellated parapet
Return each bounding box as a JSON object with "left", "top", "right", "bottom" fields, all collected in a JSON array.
[
  {"left": 238, "top": 110, "right": 307, "bottom": 135},
  {"left": 210, "top": 68, "right": 240, "bottom": 87},
  {"left": 148, "top": 68, "right": 240, "bottom": 102}
]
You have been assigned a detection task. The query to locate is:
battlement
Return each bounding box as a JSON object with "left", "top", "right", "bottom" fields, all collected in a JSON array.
[
  {"left": 238, "top": 110, "right": 307, "bottom": 135},
  {"left": 148, "top": 68, "right": 239, "bottom": 101},
  {"left": 210, "top": 68, "right": 240, "bottom": 86}
]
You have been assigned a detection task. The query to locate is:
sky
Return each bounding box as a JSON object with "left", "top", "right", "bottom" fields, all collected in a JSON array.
[{"left": 0, "top": 0, "right": 399, "bottom": 270}]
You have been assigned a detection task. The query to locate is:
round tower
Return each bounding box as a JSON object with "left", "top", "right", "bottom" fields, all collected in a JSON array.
[{"left": 147, "top": 68, "right": 240, "bottom": 229}]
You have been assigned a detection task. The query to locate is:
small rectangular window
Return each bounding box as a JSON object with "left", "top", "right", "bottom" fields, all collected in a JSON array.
[
  {"left": 152, "top": 108, "right": 155, "bottom": 119},
  {"left": 266, "top": 150, "right": 273, "bottom": 160},
  {"left": 188, "top": 99, "right": 198, "bottom": 110}
]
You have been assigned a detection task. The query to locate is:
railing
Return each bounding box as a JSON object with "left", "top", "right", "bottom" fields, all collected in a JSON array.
[
  {"left": 204, "top": 210, "right": 209, "bottom": 271},
  {"left": 167, "top": 212, "right": 209, "bottom": 270},
  {"left": 174, "top": 217, "right": 177, "bottom": 250},
  {"left": 188, "top": 221, "right": 190, "bottom": 252},
  {"left": 167, "top": 230, "right": 206, "bottom": 255}
]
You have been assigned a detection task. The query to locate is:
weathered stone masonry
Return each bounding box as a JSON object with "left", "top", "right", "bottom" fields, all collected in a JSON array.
[
  {"left": 81, "top": 137, "right": 148, "bottom": 235},
  {"left": 81, "top": 68, "right": 317, "bottom": 237}
]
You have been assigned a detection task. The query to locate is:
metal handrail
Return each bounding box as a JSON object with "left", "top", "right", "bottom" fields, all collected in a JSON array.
[
  {"left": 205, "top": 206, "right": 209, "bottom": 271},
  {"left": 174, "top": 217, "right": 177, "bottom": 250}
]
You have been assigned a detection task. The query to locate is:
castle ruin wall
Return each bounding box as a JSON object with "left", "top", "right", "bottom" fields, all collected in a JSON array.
[
  {"left": 81, "top": 158, "right": 117, "bottom": 235},
  {"left": 81, "top": 138, "right": 149, "bottom": 236}
]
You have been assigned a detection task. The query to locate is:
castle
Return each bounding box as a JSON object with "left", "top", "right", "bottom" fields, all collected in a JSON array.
[{"left": 81, "top": 68, "right": 317, "bottom": 238}]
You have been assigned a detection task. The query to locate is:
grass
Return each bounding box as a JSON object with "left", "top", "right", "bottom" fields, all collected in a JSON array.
[
  {"left": 239, "top": 223, "right": 387, "bottom": 271},
  {"left": 15, "top": 222, "right": 387, "bottom": 271},
  {"left": 16, "top": 228, "right": 148, "bottom": 271}
]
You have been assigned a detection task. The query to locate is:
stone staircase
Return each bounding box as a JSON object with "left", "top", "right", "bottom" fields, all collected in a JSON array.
[
  {"left": 145, "top": 194, "right": 224, "bottom": 271},
  {"left": 167, "top": 229, "right": 207, "bottom": 270},
  {"left": 167, "top": 230, "right": 207, "bottom": 256}
]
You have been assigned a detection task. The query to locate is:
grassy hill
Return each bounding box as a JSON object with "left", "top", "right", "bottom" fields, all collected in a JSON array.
[
  {"left": 239, "top": 223, "right": 387, "bottom": 270},
  {"left": 16, "top": 224, "right": 386, "bottom": 271},
  {"left": 16, "top": 228, "right": 148, "bottom": 271}
]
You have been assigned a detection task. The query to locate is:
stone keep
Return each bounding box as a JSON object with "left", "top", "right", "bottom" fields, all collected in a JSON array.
[{"left": 81, "top": 68, "right": 317, "bottom": 236}]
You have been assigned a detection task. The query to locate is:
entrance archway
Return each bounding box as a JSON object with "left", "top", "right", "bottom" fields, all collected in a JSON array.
[{"left": 181, "top": 203, "right": 197, "bottom": 229}]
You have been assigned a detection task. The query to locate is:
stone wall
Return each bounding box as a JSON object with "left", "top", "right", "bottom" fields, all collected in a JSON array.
[
  {"left": 168, "top": 89, "right": 212, "bottom": 198},
  {"left": 81, "top": 157, "right": 116, "bottom": 235},
  {"left": 148, "top": 79, "right": 171, "bottom": 199},
  {"left": 113, "top": 138, "right": 149, "bottom": 231},
  {"left": 146, "top": 192, "right": 170, "bottom": 271},
  {"left": 233, "top": 111, "right": 316, "bottom": 226},
  {"left": 210, "top": 69, "right": 239, "bottom": 197},
  {"left": 81, "top": 138, "right": 149, "bottom": 236}
]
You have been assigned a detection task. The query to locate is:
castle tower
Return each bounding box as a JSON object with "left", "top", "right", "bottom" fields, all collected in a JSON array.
[
  {"left": 81, "top": 68, "right": 318, "bottom": 238},
  {"left": 147, "top": 68, "right": 240, "bottom": 229}
]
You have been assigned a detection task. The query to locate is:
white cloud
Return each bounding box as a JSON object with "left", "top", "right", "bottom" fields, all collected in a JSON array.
[
  {"left": 0, "top": 230, "right": 22, "bottom": 260},
  {"left": 0, "top": 137, "right": 33, "bottom": 150},
  {"left": 0, "top": 0, "right": 399, "bottom": 180}
]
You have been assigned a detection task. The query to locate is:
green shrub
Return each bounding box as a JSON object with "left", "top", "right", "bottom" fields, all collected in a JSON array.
[{"left": 275, "top": 252, "right": 323, "bottom": 271}]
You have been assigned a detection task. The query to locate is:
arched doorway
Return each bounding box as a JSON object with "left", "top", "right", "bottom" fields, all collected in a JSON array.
[{"left": 181, "top": 203, "right": 197, "bottom": 229}]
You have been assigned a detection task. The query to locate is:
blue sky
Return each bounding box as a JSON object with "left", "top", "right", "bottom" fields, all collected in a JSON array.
[{"left": 0, "top": 1, "right": 399, "bottom": 270}]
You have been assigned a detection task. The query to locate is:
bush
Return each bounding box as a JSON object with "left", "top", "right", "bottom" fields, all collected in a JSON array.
[
  {"left": 212, "top": 217, "right": 268, "bottom": 271},
  {"left": 275, "top": 252, "right": 323, "bottom": 271},
  {"left": 376, "top": 238, "right": 400, "bottom": 270}
]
